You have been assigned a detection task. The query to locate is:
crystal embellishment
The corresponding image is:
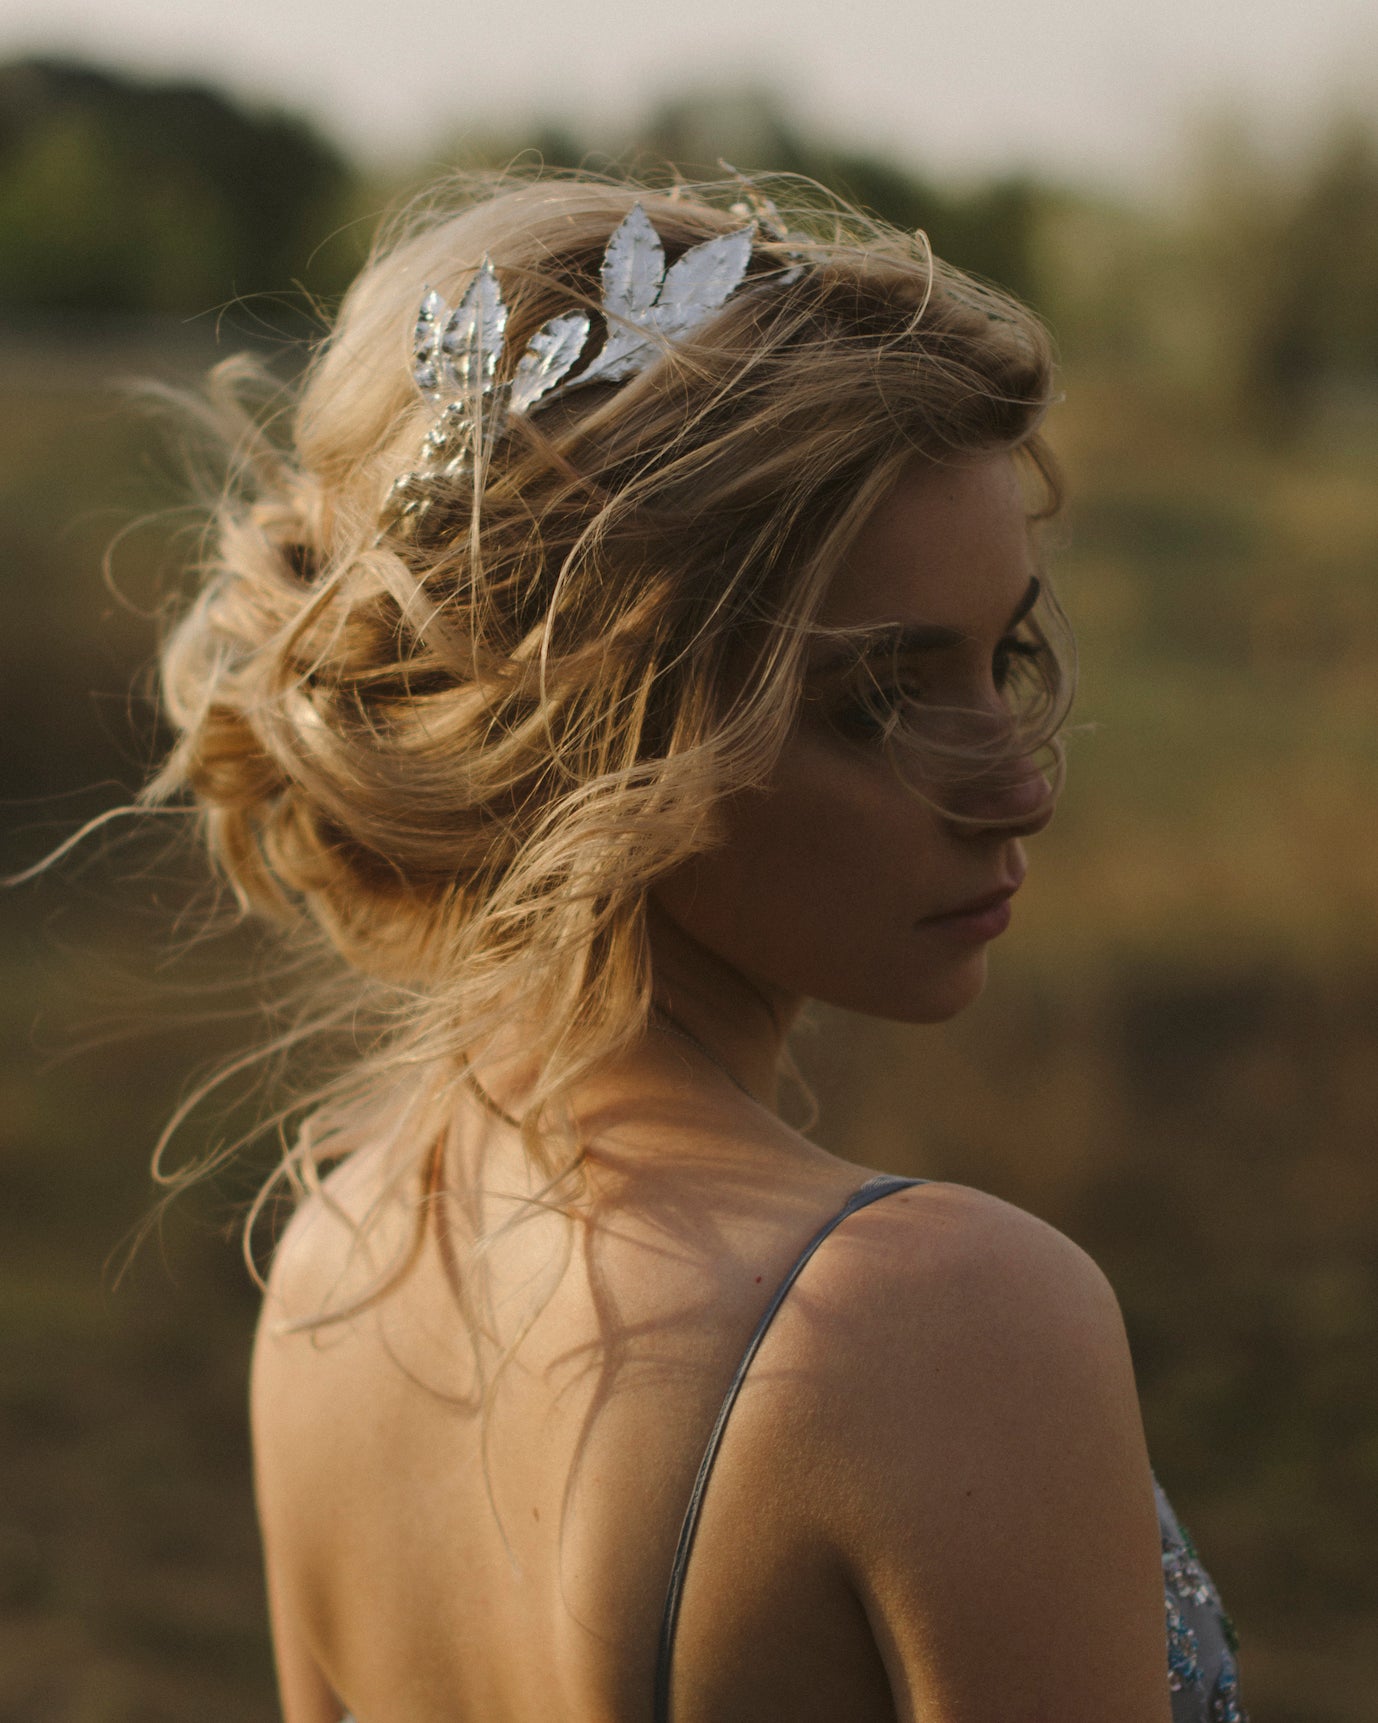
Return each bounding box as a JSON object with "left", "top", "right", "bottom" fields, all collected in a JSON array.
[
  {"left": 1164, "top": 1591, "right": 1203, "bottom": 1692},
  {"left": 1210, "top": 1653, "right": 1246, "bottom": 1722},
  {"left": 1156, "top": 1490, "right": 1249, "bottom": 1721},
  {"left": 1163, "top": 1541, "right": 1218, "bottom": 1611}
]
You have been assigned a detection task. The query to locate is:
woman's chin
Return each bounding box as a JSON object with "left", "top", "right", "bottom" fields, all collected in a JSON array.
[
  {"left": 819, "top": 948, "right": 991, "bottom": 1025},
  {"left": 898, "top": 952, "right": 990, "bottom": 1024}
]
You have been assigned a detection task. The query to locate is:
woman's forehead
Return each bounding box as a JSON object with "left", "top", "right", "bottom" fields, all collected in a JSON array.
[{"left": 819, "top": 452, "right": 1037, "bottom": 638}]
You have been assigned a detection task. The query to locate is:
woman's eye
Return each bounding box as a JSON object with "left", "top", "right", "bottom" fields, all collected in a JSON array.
[
  {"left": 993, "top": 634, "right": 1045, "bottom": 691},
  {"left": 831, "top": 681, "right": 919, "bottom": 740}
]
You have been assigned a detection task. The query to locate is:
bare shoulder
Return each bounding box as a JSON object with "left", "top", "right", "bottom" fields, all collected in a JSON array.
[
  {"left": 254, "top": 1153, "right": 398, "bottom": 1340},
  {"left": 799, "top": 1178, "right": 1127, "bottom": 1385},
  {"left": 793, "top": 1178, "right": 1143, "bottom": 1479},
  {"left": 250, "top": 1156, "right": 406, "bottom": 1456},
  {"left": 779, "top": 1180, "right": 1169, "bottom": 1721},
  {"left": 251, "top": 1193, "right": 344, "bottom": 1452}
]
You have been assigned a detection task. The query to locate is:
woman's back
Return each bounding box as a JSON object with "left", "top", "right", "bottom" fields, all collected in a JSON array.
[{"left": 252, "top": 1072, "right": 1171, "bottom": 1723}]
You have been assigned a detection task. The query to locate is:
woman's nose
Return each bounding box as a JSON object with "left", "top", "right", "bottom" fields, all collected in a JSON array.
[{"left": 950, "top": 759, "right": 1056, "bottom": 837}]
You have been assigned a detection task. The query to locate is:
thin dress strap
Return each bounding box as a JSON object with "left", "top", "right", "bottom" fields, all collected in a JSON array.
[{"left": 651, "top": 1173, "right": 927, "bottom": 1723}]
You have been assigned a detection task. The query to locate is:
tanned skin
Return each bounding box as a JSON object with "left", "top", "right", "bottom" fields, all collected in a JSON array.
[{"left": 252, "top": 455, "right": 1171, "bottom": 1723}]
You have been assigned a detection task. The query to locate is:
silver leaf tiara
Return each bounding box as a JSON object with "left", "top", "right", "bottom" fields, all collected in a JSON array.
[{"left": 382, "top": 199, "right": 802, "bottom": 536}]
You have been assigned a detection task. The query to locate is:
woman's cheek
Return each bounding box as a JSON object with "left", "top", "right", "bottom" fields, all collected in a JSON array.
[{"left": 721, "top": 753, "right": 938, "bottom": 952}]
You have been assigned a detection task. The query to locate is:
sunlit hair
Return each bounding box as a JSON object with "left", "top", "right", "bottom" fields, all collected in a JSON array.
[{"left": 139, "top": 169, "right": 1070, "bottom": 1325}]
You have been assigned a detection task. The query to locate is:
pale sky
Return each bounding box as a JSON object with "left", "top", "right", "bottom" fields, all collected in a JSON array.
[{"left": 4, "top": 0, "right": 1376, "bottom": 193}]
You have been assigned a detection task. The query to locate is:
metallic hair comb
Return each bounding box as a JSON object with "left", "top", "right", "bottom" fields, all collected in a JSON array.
[{"left": 382, "top": 200, "right": 802, "bottom": 536}]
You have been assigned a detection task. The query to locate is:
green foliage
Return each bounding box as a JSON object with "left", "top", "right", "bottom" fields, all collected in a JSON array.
[
  {"left": 0, "top": 58, "right": 359, "bottom": 320},
  {"left": 1038, "top": 112, "right": 1378, "bottom": 436},
  {"left": 1245, "top": 120, "right": 1378, "bottom": 428}
]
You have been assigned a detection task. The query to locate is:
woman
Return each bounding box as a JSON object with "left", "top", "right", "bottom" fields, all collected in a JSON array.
[{"left": 151, "top": 174, "right": 1244, "bottom": 1719}]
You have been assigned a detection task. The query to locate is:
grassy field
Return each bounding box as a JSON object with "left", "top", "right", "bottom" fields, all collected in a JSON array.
[{"left": 2, "top": 323, "right": 1376, "bottom": 1721}]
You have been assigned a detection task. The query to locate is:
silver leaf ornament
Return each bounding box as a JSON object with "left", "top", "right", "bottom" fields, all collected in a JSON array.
[
  {"left": 602, "top": 202, "right": 666, "bottom": 318},
  {"left": 411, "top": 288, "right": 447, "bottom": 401},
  {"left": 575, "top": 204, "right": 755, "bottom": 387},
  {"left": 508, "top": 311, "right": 592, "bottom": 417},
  {"left": 654, "top": 223, "right": 756, "bottom": 341},
  {"left": 580, "top": 204, "right": 668, "bottom": 384},
  {"left": 439, "top": 258, "right": 508, "bottom": 398},
  {"left": 386, "top": 200, "right": 780, "bottom": 535}
]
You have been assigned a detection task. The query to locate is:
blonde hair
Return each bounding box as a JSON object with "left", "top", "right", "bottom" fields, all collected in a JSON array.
[{"left": 142, "top": 170, "right": 1067, "bottom": 1314}]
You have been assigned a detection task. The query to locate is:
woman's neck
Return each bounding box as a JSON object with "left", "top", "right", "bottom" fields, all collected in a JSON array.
[{"left": 644, "top": 896, "right": 803, "bottom": 1114}]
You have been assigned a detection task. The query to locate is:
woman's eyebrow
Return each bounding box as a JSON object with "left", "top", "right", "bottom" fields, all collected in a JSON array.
[{"left": 814, "top": 575, "right": 1043, "bottom": 668}]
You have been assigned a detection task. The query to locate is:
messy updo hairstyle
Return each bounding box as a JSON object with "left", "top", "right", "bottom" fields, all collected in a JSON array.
[{"left": 144, "top": 170, "right": 1068, "bottom": 1311}]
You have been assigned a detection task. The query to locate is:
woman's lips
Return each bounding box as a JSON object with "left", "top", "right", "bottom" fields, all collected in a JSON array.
[{"left": 917, "top": 885, "right": 1018, "bottom": 943}]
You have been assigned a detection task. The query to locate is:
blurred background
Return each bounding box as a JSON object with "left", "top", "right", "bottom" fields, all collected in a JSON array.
[{"left": 1, "top": 2, "right": 1376, "bottom": 1718}]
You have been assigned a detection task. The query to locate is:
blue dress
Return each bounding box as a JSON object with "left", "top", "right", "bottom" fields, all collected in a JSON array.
[{"left": 1156, "top": 1478, "right": 1247, "bottom": 1722}]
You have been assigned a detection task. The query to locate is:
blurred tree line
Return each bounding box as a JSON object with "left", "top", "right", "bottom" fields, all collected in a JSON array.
[
  {"left": 3, "top": 57, "right": 1377, "bottom": 430},
  {"left": 0, "top": 58, "right": 355, "bottom": 320}
]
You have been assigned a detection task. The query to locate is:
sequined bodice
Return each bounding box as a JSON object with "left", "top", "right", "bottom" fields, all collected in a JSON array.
[{"left": 1157, "top": 1480, "right": 1247, "bottom": 1721}]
